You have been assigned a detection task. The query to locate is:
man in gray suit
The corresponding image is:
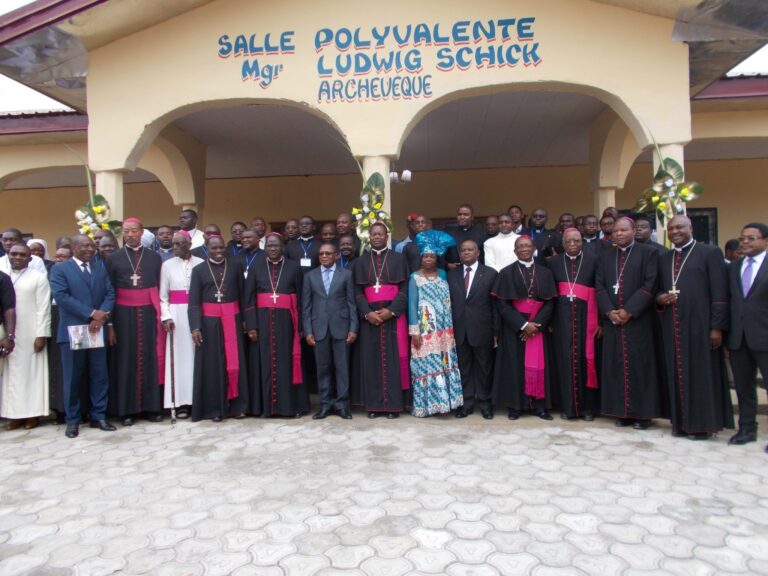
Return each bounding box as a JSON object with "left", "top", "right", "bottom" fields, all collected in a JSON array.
[{"left": 303, "top": 242, "right": 358, "bottom": 419}]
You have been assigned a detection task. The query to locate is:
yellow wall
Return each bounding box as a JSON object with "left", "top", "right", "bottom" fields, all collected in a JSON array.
[{"left": 2, "top": 158, "right": 763, "bottom": 249}]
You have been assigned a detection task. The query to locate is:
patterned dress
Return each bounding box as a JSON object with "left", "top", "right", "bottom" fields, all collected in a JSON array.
[{"left": 408, "top": 270, "right": 463, "bottom": 417}]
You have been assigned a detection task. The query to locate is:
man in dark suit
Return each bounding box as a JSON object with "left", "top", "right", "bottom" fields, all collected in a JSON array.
[
  {"left": 448, "top": 239, "right": 498, "bottom": 419},
  {"left": 50, "top": 235, "right": 116, "bottom": 438},
  {"left": 728, "top": 222, "right": 768, "bottom": 450},
  {"left": 303, "top": 242, "right": 358, "bottom": 419}
]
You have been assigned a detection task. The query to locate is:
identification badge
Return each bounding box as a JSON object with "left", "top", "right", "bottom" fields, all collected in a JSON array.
[
  {"left": 300, "top": 258, "right": 312, "bottom": 267},
  {"left": 243, "top": 271, "right": 248, "bottom": 279}
]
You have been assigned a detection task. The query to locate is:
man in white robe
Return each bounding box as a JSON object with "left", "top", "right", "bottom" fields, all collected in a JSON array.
[
  {"left": 160, "top": 231, "right": 203, "bottom": 417},
  {"left": 0, "top": 228, "right": 47, "bottom": 276},
  {"left": 484, "top": 214, "right": 520, "bottom": 272},
  {"left": 1, "top": 244, "right": 50, "bottom": 429}
]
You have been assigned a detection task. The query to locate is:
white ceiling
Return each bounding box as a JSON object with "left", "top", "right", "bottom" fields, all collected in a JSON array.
[{"left": 5, "top": 92, "right": 768, "bottom": 189}]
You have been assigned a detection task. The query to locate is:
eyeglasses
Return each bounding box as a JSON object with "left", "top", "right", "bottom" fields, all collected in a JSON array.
[
  {"left": 318, "top": 251, "right": 335, "bottom": 256},
  {"left": 739, "top": 235, "right": 763, "bottom": 242}
]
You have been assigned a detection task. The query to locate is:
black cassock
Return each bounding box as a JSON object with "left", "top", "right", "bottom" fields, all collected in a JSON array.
[
  {"left": 243, "top": 258, "right": 309, "bottom": 417},
  {"left": 492, "top": 262, "right": 556, "bottom": 411},
  {"left": 285, "top": 238, "right": 320, "bottom": 392},
  {"left": 188, "top": 259, "right": 250, "bottom": 421},
  {"left": 549, "top": 252, "right": 600, "bottom": 418},
  {"left": 658, "top": 243, "right": 734, "bottom": 434},
  {"left": 106, "top": 246, "right": 163, "bottom": 417},
  {"left": 352, "top": 249, "right": 409, "bottom": 412},
  {"left": 596, "top": 242, "right": 661, "bottom": 420}
]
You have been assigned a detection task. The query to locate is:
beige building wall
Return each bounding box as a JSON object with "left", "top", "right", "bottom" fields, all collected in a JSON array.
[{"left": 3, "top": 157, "right": 763, "bottom": 248}]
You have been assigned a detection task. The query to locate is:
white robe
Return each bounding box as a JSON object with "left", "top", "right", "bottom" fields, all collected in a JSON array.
[
  {"left": 0, "top": 254, "right": 47, "bottom": 276},
  {"left": 484, "top": 232, "right": 520, "bottom": 272},
  {"left": 160, "top": 255, "right": 203, "bottom": 408},
  {"left": 0, "top": 268, "right": 51, "bottom": 418}
]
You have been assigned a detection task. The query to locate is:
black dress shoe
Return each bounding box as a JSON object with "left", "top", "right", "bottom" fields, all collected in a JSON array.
[
  {"left": 386, "top": 412, "right": 399, "bottom": 419},
  {"left": 368, "top": 412, "right": 378, "bottom": 419},
  {"left": 455, "top": 408, "right": 471, "bottom": 419},
  {"left": 688, "top": 432, "right": 712, "bottom": 441},
  {"left": 582, "top": 412, "right": 594, "bottom": 422},
  {"left": 65, "top": 424, "right": 79, "bottom": 439},
  {"left": 633, "top": 419, "right": 650, "bottom": 430},
  {"left": 507, "top": 410, "right": 520, "bottom": 420},
  {"left": 560, "top": 412, "right": 571, "bottom": 420},
  {"left": 535, "top": 410, "right": 554, "bottom": 421},
  {"left": 615, "top": 418, "right": 633, "bottom": 427},
  {"left": 729, "top": 430, "right": 757, "bottom": 445},
  {"left": 481, "top": 409, "right": 493, "bottom": 420},
  {"left": 338, "top": 408, "right": 352, "bottom": 420},
  {"left": 313, "top": 408, "right": 332, "bottom": 420},
  {"left": 212, "top": 416, "right": 223, "bottom": 422},
  {"left": 145, "top": 413, "right": 163, "bottom": 423},
  {"left": 122, "top": 417, "right": 134, "bottom": 427},
  {"left": 90, "top": 419, "right": 116, "bottom": 431}
]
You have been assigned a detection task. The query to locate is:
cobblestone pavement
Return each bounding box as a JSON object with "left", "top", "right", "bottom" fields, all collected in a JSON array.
[{"left": 1, "top": 411, "right": 767, "bottom": 576}]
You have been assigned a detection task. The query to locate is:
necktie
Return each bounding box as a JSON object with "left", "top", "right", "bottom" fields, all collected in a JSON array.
[
  {"left": 323, "top": 267, "right": 332, "bottom": 294},
  {"left": 742, "top": 257, "right": 756, "bottom": 296},
  {"left": 464, "top": 266, "right": 471, "bottom": 296},
  {"left": 81, "top": 261, "right": 91, "bottom": 278}
]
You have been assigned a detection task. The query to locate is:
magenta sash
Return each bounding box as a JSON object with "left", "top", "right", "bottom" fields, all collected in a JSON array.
[
  {"left": 256, "top": 292, "right": 303, "bottom": 385},
  {"left": 512, "top": 299, "right": 546, "bottom": 399},
  {"left": 558, "top": 282, "right": 599, "bottom": 389},
  {"left": 202, "top": 301, "right": 241, "bottom": 400},
  {"left": 169, "top": 290, "right": 189, "bottom": 305},
  {"left": 365, "top": 284, "right": 409, "bottom": 390},
  {"left": 116, "top": 288, "right": 166, "bottom": 386}
]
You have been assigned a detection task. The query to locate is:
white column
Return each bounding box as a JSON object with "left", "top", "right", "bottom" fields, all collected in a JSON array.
[
  {"left": 593, "top": 187, "right": 616, "bottom": 216},
  {"left": 95, "top": 170, "right": 124, "bottom": 221}
]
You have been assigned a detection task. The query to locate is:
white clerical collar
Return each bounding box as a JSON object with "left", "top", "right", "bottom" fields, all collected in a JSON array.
[
  {"left": 268, "top": 257, "right": 284, "bottom": 265},
  {"left": 619, "top": 242, "right": 635, "bottom": 252},
  {"left": 371, "top": 247, "right": 388, "bottom": 255},
  {"left": 126, "top": 244, "right": 142, "bottom": 252},
  {"left": 673, "top": 238, "right": 695, "bottom": 252},
  {"left": 513, "top": 225, "right": 524, "bottom": 233},
  {"left": 566, "top": 252, "right": 582, "bottom": 260},
  {"left": 209, "top": 258, "right": 226, "bottom": 265},
  {"left": 299, "top": 236, "right": 314, "bottom": 242},
  {"left": 518, "top": 259, "right": 535, "bottom": 268},
  {"left": 584, "top": 236, "right": 597, "bottom": 242}
]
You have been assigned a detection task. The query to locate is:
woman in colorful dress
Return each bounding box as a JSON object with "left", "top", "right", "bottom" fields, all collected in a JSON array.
[{"left": 408, "top": 231, "right": 463, "bottom": 417}]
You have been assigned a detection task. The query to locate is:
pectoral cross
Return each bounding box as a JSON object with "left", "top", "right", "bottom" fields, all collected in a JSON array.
[
  {"left": 613, "top": 283, "right": 619, "bottom": 295},
  {"left": 130, "top": 273, "right": 140, "bottom": 287},
  {"left": 271, "top": 292, "right": 279, "bottom": 304},
  {"left": 215, "top": 290, "right": 223, "bottom": 303},
  {"left": 567, "top": 291, "right": 575, "bottom": 302},
  {"left": 374, "top": 281, "right": 381, "bottom": 293},
  {"left": 668, "top": 285, "right": 680, "bottom": 297}
]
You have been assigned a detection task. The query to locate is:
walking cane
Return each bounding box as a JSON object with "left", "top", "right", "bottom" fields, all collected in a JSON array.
[{"left": 170, "top": 327, "right": 177, "bottom": 425}]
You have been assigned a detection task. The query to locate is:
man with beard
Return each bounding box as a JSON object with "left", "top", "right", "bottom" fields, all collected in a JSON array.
[
  {"left": 352, "top": 222, "right": 409, "bottom": 418},
  {"left": 550, "top": 229, "right": 600, "bottom": 421},
  {"left": 160, "top": 230, "right": 203, "bottom": 419},
  {"left": 105, "top": 217, "right": 164, "bottom": 425},
  {"left": 596, "top": 216, "right": 661, "bottom": 429},
  {"left": 244, "top": 233, "right": 308, "bottom": 417},
  {"left": 656, "top": 216, "right": 732, "bottom": 439},
  {"left": 189, "top": 235, "right": 249, "bottom": 421},
  {"left": 492, "top": 236, "right": 556, "bottom": 420}
]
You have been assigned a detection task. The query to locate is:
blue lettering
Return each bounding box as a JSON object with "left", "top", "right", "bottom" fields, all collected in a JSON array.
[
  {"left": 504, "top": 44, "right": 521, "bottom": 65},
  {"left": 353, "top": 27, "right": 371, "bottom": 49},
  {"left": 372, "top": 51, "right": 395, "bottom": 73},
  {"left": 358, "top": 77, "right": 370, "bottom": 99},
  {"left": 381, "top": 77, "right": 392, "bottom": 99},
  {"left": 404, "top": 49, "right": 422, "bottom": 73},
  {"left": 371, "top": 77, "right": 381, "bottom": 99},
  {"left": 316, "top": 55, "right": 333, "bottom": 76},
  {"left": 372, "top": 26, "right": 390, "bottom": 47},
  {"left": 475, "top": 45, "right": 495, "bottom": 68},
  {"left": 241, "top": 59, "right": 260, "bottom": 81},
  {"left": 331, "top": 80, "right": 343, "bottom": 101},
  {"left": 497, "top": 18, "right": 516, "bottom": 40},
  {"left": 218, "top": 35, "right": 232, "bottom": 58},
  {"left": 518, "top": 17, "right": 535, "bottom": 40},
  {"left": 248, "top": 34, "right": 263, "bottom": 55},
  {"left": 315, "top": 28, "right": 333, "bottom": 52},
  {"left": 473, "top": 20, "right": 495, "bottom": 43},
  {"left": 336, "top": 54, "right": 352, "bottom": 76},
  {"left": 523, "top": 42, "right": 541, "bottom": 65},
  {"left": 413, "top": 23, "right": 431, "bottom": 46},
  {"left": 436, "top": 47, "right": 454, "bottom": 71},
  {"left": 433, "top": 23, "right": 450, "bottom": 45},
  {"left": 455, "top": 46, "right": 472, "bottom": 69},
  {"left": 393, "top": 24, "right": 412, "bottom": 47},
  {"left": 354, "top": 52, "right": 372, "bottom": 75},
  {"left": 344, "top": 79, "right": 356, "bottom": 100},
  {"left": 234, "top": 35, "right": 248, "bottom": 57},
  {"left": 318, "top": 80, "right": 330, "bottom": 102},
  {"left": 336, "top": 27, "right": 352, "bottom": 51},
  {"left": 423, "top": 75, "right": 432, "bottom": 97},
  {"left": 264, "top": 33, "right": 279, "bottom": 54},
  {"left": 452, "top": 20, "right": 470, "bottom": 44},
  {"left": 281, "top": 30, "right": 296, "bottom": 52}
]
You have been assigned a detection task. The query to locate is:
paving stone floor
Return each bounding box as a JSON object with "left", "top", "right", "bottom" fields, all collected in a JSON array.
[{"left": 0, "top": 410, "right": 767, "bottom": 575}]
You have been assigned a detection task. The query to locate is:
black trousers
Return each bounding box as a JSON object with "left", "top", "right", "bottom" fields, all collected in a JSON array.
[
  {"left": 729, "top": 344, "right": 768, "bottom": 431},
  {"left": 456, "top": 341, "right": 493, "bottom": 411},
  {"left": 314, "top": 336, "right": 350, "bottom": 410}
]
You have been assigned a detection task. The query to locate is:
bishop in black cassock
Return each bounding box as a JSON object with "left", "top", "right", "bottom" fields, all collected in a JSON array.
[
  {"left": 244, "top": 233, "right": 308, "bottom": 417},
  {"left": 492, "top": 236, "right": 556, "bottom": 420},
  {"left": 549, "top": 230, "right": 601, "bottom": 420},
  {"left": 352, "top": 223, "right": 409, "bottom": 417},
  {"left": 105, "top": 218, "right": 164, "bottom": 424},
  {"left": 596, "top": 217, "right": 661, "bottom": 429},
  {"left": 656, "top": 216, "right": 733, "bottom": 439},
  {"left": 188, "top": 237, "right": 250, "bottom": 422}
]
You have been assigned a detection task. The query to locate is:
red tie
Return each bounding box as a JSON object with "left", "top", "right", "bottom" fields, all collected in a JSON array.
[{"left": 464, "top": 266, "right": 471, "bottom": 295}]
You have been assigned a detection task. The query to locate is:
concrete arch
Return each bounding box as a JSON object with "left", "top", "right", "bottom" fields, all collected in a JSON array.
[
  {"left": 118, "top": 98, "right": 354, "bottom": 173},
  {"left": 590, "top": 108, "right": 642, "bottom": 192},
  {"left": 396, "top": 81, "right": 654, "bottom": 159}
]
